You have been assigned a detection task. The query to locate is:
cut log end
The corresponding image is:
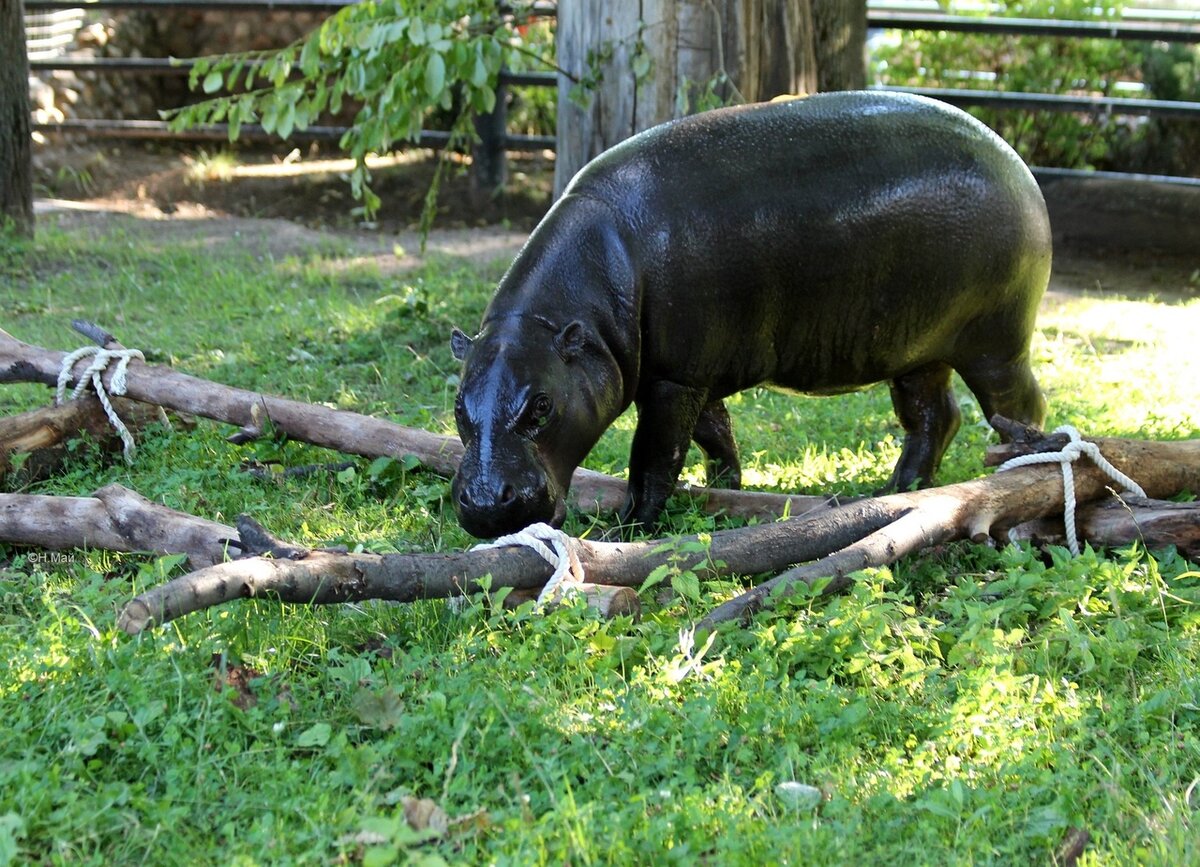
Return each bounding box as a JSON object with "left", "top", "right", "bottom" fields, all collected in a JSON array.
[{"left": 503, "top": 583, "right": 641, "bottom": 619}]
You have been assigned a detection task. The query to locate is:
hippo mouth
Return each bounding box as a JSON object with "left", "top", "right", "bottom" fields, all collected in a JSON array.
[{"left": 451, "top": 470, "right": 569, "bottom": 539}]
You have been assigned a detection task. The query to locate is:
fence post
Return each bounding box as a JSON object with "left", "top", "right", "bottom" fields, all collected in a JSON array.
[
  {"left": 2, "top": 0, "right": 35, "bottom": 237},
  {"left": 471, "top": 80, "right": 508, "bottom": 203}
]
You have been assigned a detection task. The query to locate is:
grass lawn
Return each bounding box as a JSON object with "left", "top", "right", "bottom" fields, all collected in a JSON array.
[{"left": 1, "top": 213, "right": 1199, "bottom": 865}]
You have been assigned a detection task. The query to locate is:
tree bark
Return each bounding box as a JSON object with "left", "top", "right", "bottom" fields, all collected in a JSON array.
[
  {"left": 0, "top": 396, "right": 167, "bottom": 484},
  {"left": 1006, "top": 499, "right": 1200, "bottom": 560},
  {"left": 554, "top": 0, "right": 867, "bottom": 196},
  {"left": 813, "top": 0, "right": 867, "bottom": 91},
  {"left": 1, "top": 0, "right": 34, "bottom": 237},
  {"left": 0, "top": 328, "right": 841, "bottom": 522},
  {"left": 0, "top": 483, "right": 240, "bottom": 568}
]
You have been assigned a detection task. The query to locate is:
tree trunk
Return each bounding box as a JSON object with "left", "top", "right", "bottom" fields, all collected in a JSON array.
[
  {"left": 1, "top": 0, "right": 33, "bottom": 238},
  {"left": 554, "top": 0, "right": 868, "bottom": 196},
  {"left": 813, "top": 0, "right": 867, "bottom": 91}
]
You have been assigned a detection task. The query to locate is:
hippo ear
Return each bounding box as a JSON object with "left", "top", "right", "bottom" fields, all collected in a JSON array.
[
  {"left": 450, "top": 327, "right": 473, "bottom": 361},
  {"left": 554, "top": 320, "right": 587, "bottom": 362}
]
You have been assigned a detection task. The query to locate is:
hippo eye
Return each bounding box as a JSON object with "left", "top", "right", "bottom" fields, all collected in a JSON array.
[
  {"left": 453, "top": 397, "right": 472, "bottom": 436},
  {"left": 529, "top": 393, "right": 553, "bottom": 428}
]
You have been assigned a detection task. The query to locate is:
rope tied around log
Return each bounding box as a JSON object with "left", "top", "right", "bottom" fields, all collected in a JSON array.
[
  {"left": 997, "top": 425, "right": 1147, "bottom": 556},
  {"left": 471, "top": 522, "right": 585, "bottom": 608},
  {"left": 55, "top": 346, "right": 146, "bottom": 462}
]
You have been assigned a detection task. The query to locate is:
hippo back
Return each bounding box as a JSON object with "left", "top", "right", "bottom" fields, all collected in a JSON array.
[{"left": 563, "top": 91, "right": 1052, "bottom": 398}]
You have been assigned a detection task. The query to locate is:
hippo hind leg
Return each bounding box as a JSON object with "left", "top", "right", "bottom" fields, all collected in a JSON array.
[
  {"left": 957, "top": 352, "right": 1047, "bottom": 442},
  {"left": 692, "top": 400, "right": 742, "bottom": 489},
  {"left": 885, "top": 362, "right": 961, "bottom": 492}
]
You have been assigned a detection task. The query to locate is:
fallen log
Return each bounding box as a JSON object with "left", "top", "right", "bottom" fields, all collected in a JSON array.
[
  {"left": 0, "top": 483, "right": 241, "bottom": 568},
  {"left": 0, "top": 397, "right": 167, "bottom": 484},
  {"left": 1006, "top": 498, "right": 1200, "bottom": 559},
  {"left": 117, "top": 432, "right": 1200, "bottom": 634},
  {"left": 2, "top": 486, "right": 640, "bottom": 620},
  {"left": 501, "top": 584, "right": 640, "bottom": 618},
  {"left": 696, "top": 433, "right": 1200, "bottom": 629},
  {"left": 0, "top": 327, "right": 840, "bottom": 522}
]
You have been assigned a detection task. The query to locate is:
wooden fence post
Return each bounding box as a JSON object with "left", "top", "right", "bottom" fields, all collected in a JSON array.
[
  {"left": 471, "top": 80, "right": 508, "bottom": 203},
  {"left": 1, "top": 0, "right": 35, "bottom": 237}
]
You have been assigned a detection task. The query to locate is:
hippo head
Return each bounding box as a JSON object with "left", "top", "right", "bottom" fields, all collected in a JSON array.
[{"left": 449, "top": 316, "right": 625, "bottom": 539}]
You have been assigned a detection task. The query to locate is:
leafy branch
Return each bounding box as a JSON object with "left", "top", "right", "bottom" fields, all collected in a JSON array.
[{"left": 165, "top": 0, "right": 555, "bottom": 222}]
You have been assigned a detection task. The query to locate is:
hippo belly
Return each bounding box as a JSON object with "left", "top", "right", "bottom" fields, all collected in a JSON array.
[{"left": 450, "top": 91, "right": 1051, "bottom": 538}]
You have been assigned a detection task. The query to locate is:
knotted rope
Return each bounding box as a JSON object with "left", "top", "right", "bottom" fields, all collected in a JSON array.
[
  {"left": 997, "top": 425, "right": 1146, "bottom": 556},
  {"left": 55, "top": 346, "right": 145, "bottom": 462},
  {"left": 471, "top": 522, "right": 585, "bottom": 607}
]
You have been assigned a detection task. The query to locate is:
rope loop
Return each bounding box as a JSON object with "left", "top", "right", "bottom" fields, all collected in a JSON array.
[
  {"left": 471, "top": 522, "right": 585, "bottom": 608},
  {"left": 997, "top": 425, "right": 1146, "bottom": 556},
  {"left": 56, "top": 346, "right": 146, "bottom": 463}
]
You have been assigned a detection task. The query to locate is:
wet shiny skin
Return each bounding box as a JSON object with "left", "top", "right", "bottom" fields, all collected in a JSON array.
[{"left": 452, "top": 91, "right": 1051, "bottom": 539}]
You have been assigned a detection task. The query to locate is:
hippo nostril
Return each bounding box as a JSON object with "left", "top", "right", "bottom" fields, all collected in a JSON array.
[{"left": 498, "top": 484, "right": 516, "bottom": 506}]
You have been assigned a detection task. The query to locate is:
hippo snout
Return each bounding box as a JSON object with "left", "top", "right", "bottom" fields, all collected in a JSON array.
[{"left": 451, "top": 464, "right": 563, "bottom": 539}]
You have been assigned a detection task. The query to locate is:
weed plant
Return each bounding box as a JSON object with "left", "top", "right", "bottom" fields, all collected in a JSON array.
[{"left": 0, "top": 219, "right": 1198, "bottom": 864}]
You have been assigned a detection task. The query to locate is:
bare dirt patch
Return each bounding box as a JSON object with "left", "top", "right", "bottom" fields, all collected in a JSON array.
[{"left": 32, "top": 141, "right": 548, "bottom": 273}]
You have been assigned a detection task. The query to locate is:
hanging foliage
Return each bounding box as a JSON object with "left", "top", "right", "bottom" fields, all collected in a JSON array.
[{"left": 167, "top": 0, "right": 553, "bottom": 224}]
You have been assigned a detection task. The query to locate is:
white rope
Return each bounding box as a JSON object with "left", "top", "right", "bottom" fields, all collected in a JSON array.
[
  {"left": 997, "top": 424, "right": 1146, "bottom": 556},
  {"left": 55, "top": 346, "right": 145, "bottom": 463},
  {"left": 471, "top": 522, "right": 585, "bottom": 607}
]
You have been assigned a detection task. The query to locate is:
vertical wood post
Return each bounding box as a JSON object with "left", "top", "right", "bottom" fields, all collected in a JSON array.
[
  {"left": 1, "top": 0, "right": 34, "bottom": 237},
  {"left": 554, "top": 0, "right": 864, "bottom": 199},
  {"left": 471, "top": 80, "right": 508, "bottom": 204}
]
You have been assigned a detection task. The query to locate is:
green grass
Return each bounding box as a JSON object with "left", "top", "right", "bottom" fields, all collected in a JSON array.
[{"left": 1, "top": 217, "right": 1199, "bottom": 865}]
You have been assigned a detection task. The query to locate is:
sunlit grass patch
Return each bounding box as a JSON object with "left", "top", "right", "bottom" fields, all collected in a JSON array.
[{"left": 1, "top": 217, "right": 1198, "bottom": 863}]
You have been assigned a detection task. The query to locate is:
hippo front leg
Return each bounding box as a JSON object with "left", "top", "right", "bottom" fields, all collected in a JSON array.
[{"left": 620, "top": 380, "right": 709, "bottom": 530}]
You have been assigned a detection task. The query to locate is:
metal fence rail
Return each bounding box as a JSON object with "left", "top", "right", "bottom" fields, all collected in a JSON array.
[
  {"left": 870, "top": 11, "right": 1200, "bottom": 42},
  {"left": 876, "top": 85, "right": 1200, "bottom": 120}
]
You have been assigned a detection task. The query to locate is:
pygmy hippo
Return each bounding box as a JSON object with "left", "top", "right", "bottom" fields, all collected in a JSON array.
[{"left": 450, "top": 90, "right": 1050, "bottom": 539}]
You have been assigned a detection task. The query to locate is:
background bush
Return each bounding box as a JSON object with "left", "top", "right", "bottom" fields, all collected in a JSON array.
[{"left": 873, "top": 0, "right": 1200, "bottom": 176}]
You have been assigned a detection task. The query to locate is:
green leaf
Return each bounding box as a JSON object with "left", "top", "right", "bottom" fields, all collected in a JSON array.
[
  {"left": 638, "top": 564, "right": 671, "bottom": 595},
  {"left": 278, "top": 102, "right": 296, "bottom": 140},
  {"left": 424, "top": 53, "right": 446, "bottom": 99},
  {"left": 471, "top": 52, "right": 488, "bottom": 87},
  {"left": 352, "top": 687, "right": 405, "bottom": 731},
  {"left": 296, "top": 722, "right": 332, "bottom": 748},
  {"left": 0, "top": 813, "right": 26, "bottom": 865},
  {"left": 202, "top": 71, "right": 224, "bottom": 94},
  {"left": 362, "top": 846, "right": 399, "bottom": 867},
  {"left": 632, "top": 51, "right": 652, "bottom": 81},
  {"left": 671, "top": 570, "right": 701, "bottom": 603},
  {"left": 408, "top": 18, "right": 426, "bottom": 46}
]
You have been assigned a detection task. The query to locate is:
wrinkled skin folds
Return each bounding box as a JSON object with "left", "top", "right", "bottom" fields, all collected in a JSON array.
[{"left": 450, "top": 91, "right": 1051, "bottom": 538}]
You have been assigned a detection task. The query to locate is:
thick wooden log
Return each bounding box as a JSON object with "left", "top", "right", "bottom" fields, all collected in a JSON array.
[
  {"left": 0, "top": 483, "right": 239, "bottom": 568},
  {"left": 696, "top": 436, "right": 1200, "bottom": 629},
  {"left": 553, "top": 0, "right": 828, "bottom": 196},
  {"left": 0, "top": 397, "right": 166, "bottom": 483},
  {"left": 1006, "top": 498, "right": 1200, "bottom": 559},
  {"left": 502, "top": 583, "right": 641, "bottom": 618},
  {"left": 0, "top": 328, "right": 838, "bottom": 522},
  {"left": 117, "top": 498, "right": 901, "bottom": 633}
]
